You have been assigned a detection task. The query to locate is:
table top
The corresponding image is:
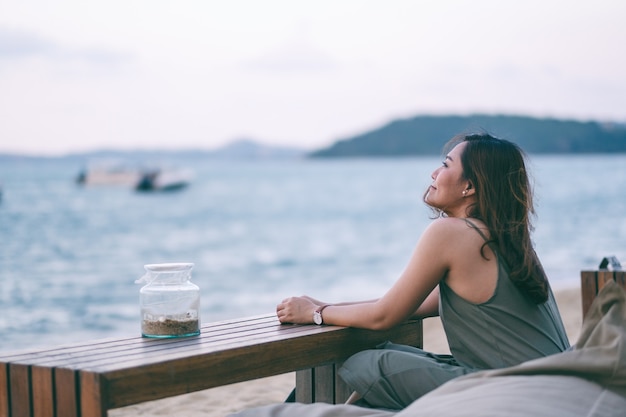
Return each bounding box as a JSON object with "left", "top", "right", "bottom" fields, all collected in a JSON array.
[{"left": 1, "top": 313, "right": 422, "bottom": 413}]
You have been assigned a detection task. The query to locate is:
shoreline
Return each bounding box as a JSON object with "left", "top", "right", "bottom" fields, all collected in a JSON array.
[{"left": 110, "top": 286, "right": 582, "bottom": 417}]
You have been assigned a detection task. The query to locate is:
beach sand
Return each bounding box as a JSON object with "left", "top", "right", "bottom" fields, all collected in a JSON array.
[{"left": 110, "top": 287, "right": 583, "bottom": 417}]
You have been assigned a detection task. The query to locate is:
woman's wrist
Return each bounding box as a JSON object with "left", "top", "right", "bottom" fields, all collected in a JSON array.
[{"left": 313, "top": 304, "right": 331, "bottom": 325}]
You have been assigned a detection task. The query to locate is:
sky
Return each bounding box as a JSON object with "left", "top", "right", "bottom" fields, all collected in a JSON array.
[{"left": 1, "top": 1, "right": 625, "bottom": 156}]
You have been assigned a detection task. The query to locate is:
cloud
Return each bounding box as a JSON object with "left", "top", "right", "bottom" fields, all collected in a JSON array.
[
  {"left": 0, "top": 27, "right": 133, "bottom": 66},
  {"left": 0, "top": 28, "right": 52, "bottom": 57}
]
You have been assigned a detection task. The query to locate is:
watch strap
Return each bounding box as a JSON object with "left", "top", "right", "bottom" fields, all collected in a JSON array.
[{"left": 315, "top": 304, "right": 331, "bottom": 324}]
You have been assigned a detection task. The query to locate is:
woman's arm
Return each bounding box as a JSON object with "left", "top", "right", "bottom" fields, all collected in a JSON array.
[
  {"left": 301, "top": 295, "right": 378, "bottom": 307},
  {"left": 300, "top": 290, "right": 438, "bottom": 319},
  {"left": 277, "top": 218, "right": 454, "bottom": 329},
  {"left": 411, "top": 286, "right": 440, "bottom": 318}
]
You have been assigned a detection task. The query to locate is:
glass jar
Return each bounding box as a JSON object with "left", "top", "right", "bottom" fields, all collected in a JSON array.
[{"left": 136, "top": 263, "right": 200, "bottom": 338}]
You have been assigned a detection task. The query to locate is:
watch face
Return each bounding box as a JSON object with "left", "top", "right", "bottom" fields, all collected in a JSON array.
[{"left": 313, "top": 311, "right": 322, "bottom": 325}]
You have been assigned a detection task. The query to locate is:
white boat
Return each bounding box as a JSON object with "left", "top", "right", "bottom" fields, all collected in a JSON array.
[
  {"left": 135, "top": 168, "right": 192, "bottom": 192},
  {"left": 76, "top": 162, "right": 141, "bottom": 186}
]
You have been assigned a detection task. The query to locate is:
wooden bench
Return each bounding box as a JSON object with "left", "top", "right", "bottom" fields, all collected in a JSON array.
[
  {"left": 580, "top": 267, "right": 626, "bottom": 318},
  {"left": 0, "top": 314, "right": 422, "bottom": 417}
]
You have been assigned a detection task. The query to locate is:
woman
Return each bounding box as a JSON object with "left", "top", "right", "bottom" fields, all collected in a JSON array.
[{"left": 276, "top": 133, "right": 570, "bottom": 410}]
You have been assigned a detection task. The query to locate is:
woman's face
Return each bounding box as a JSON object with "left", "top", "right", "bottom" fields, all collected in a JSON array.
[{"left": 425, "top": 141, "right": 471, "bottom": 216}]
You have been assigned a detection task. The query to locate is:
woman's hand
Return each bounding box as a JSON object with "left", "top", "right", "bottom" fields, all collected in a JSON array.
[
  {"left": 301, "top": 295, "right": 326, "bottom": 306},
  {"left": 276, "top": 296, "right": 318, "bottom": 324}
]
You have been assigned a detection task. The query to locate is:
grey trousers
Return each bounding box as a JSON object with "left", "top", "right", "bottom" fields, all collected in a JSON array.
[{"left": 338, "top": 342, "right": 476, "bottom": 410}]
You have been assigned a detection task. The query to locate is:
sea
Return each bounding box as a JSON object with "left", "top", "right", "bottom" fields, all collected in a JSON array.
[{"left": 1, "top": 154, "right": 625, "bottom": 353}]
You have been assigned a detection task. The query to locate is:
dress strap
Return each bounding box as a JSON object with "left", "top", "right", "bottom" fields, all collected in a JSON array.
[
  {"left": 464, "top": 218, "right": 510, "bottom": 275},
  {"left": 463, "top": 218, "right": 490, "bottom": 243}
]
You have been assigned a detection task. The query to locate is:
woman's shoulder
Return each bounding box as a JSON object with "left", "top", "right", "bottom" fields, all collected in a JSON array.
[
  {"left": 417, "top": 218, "right": 492, "bottom": 275},
  {"left": 427, "top": 216, "right": 487, "bottom": 233},
  {"left": 424, "top": 217, "right": 491, "bottom": 246}
]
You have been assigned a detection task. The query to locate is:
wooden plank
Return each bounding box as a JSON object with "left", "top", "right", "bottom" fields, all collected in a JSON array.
[
  {"left": 31, "top": 366, "right": 54, "bottom": 417},
  {"left": 80, "top": 371, "right": 106, "bottom": 417},
  {"left": 0, "top": 363, "right": 10, "bottom": 417},
  {"left": 313, "top": 364, "right": 335, "bottom": 403},
  {"left": 580, "top": 270, "right": 598, "bottom": 319},
  {"left": 55, "top": 368, "right": 79, "bottom": 417},
  {"left": 334, "top": 363, "right": 352, "bottom": 404},
  {"left": 597, "top": 270, "right": 616, "bottom": 291},
  {"left": 9, "top": 363, "right": 31, "bottom": 417},
  {"left": 295, "top": 369, "right": 313, "bottom": 403},
  {"left": 615, "top": 271, "right": 626, "bottom": 291}
]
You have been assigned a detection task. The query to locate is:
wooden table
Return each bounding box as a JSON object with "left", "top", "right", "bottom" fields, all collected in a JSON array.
[{"left": 1, "top": 314, "right": 422, "bottom": 417}]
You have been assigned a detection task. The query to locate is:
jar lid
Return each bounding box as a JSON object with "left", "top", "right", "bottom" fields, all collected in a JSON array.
[{"left": 144, "top": 262, "right": 194, "bottom": 272}]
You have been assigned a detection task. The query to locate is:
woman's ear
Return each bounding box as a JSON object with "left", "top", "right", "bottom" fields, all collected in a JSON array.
[{"left": 463, "top": 182, "right": 475, "bottom": 197}]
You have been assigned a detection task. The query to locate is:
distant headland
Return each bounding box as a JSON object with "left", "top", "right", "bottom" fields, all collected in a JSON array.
[{"left": 309, "top": 114, "right": 626, "bottom": 157}]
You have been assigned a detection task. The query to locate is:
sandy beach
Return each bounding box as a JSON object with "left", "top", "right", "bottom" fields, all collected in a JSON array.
[{"left": 110, "top": 287, "right": 583, "bottom": 417}]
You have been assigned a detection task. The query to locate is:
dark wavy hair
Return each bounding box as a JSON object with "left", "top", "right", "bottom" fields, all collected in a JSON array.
[{"left": 435, "top": 133, "right": 549, "bottom": 304}]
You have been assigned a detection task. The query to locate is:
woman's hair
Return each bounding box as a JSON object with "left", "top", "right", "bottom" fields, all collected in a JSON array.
[{"left": 437, "top": 133, "right": 549, "bottom": 304}]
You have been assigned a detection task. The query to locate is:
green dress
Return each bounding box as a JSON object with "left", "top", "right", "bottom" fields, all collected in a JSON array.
[{"left": 338, "top": 221, "right": 570, "bottom": 410}]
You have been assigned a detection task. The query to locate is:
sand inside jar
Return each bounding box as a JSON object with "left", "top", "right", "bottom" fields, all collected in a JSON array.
[{"left": 142, "top": 318, "right": 199, "bottom": 336}]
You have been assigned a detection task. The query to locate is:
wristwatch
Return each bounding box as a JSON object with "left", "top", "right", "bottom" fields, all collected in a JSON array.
[{"left": 313, "top": 305, "right": 330, "bottom": 325}]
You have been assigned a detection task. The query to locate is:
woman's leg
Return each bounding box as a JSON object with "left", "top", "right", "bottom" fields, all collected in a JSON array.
[
  {"left": 338, "top": 344, "right": 473, "bottom": 410},
  {"left": 345, "top": 391, "right": 362, "bottom": 404}
]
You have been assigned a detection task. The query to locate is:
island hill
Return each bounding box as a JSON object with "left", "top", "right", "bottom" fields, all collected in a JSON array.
[{"left": 309, "top": 114, "right": 626, "bottom": 157}]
